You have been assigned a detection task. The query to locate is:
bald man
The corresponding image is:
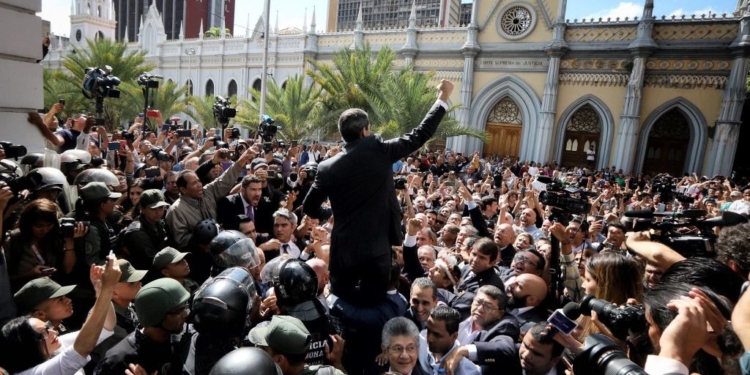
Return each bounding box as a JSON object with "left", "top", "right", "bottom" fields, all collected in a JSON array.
[
  {"left": 505, "top": 273, "right": 549, "bottom": 336},
  {"left": 306, "top": 258, "right": 330, "bottom": 311},
  {"left": 493, "top": 223, "right": 516, "bottom": 266}
]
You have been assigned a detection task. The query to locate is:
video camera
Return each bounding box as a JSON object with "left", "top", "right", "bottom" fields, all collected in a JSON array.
[
  {"left": 137, "top": 72, "right": 163, "bottom": 89},
  {"left": 60, "top": 218, "right": 90, "bottom": 238},
  {"left": 149, "top": 147, "right": 171, "bottom": 162},
  {"left": 83, "top": 66, "right": 121, "bottom": 99},
  {"left": 623, "top": 209, "right": 748, "bottom": 257},
  {"left": 536, "top": 176, "right": 593, "bottom": 225},
  {"left": 213, "top": 96, "right": 237, "bottom": 125},
  {"left": 258, "top": 114, "right": 279, "bottom": 142},
  {"left": 394, "top": 176, "right": 407, "bottom": 190},
  {"left": 0, "top": 160, "right": 43, "bottom": 203},
  {"left": 651, "top": 174, "right": 694, "bottom": 204},
  {"left": 577, "top": 295, "right": 646, "bottom": 340},
  {"left": 0, "top": 142, "right": 28, "bottom": 160}
]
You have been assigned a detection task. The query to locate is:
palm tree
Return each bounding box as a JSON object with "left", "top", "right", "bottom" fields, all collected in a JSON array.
[
  {"left": 152, "top": 80, "right": 189, "bottom": 121},
  {"left": 236, "top": 75, "right": 323, "bottom": 141},
  {"left": 204, "top": 27, "right": 231, "bottom": 38},
  {"left": 185, "top": 94, "right": 237, "bottom": 130},
  {"left": 54, "top": 38, "right": 155, "bottom": 130},
  {"left": 370, "top": 68, "right": 487, "bottom": 145}
]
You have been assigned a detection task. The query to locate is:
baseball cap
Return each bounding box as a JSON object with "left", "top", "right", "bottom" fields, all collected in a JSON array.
[
  {"left": 139, "top": 189, "right": 170, "bottom": 209},
  {"left": 14, "top": 277, "right": 76, "bottom": 314},
  {"left": 134, "top": 278, "right": 190, "bottom": 327},
  {"left": 248, "top": 315, "right": 311, "bottom": 354},
  {"left": 118, "top": 259, "right": 147, "bottom": 283},
  {"left": 251, "top": 158, "right": 269, "bottom": 170},
  {"left": 80, "top": 181, "right": 122, "bottom": 201},
  {"left": 153, "top": 247, "right": 190, "bottom": 269}
]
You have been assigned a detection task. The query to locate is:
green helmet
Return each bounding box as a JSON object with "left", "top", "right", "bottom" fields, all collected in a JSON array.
[{"left": 134, "top": 278, "right": 190, "bottom": 327}]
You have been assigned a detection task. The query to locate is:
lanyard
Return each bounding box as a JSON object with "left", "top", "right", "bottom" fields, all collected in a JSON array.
[{"left": 30, "top": 244, "right": 47, "bottom": 266}]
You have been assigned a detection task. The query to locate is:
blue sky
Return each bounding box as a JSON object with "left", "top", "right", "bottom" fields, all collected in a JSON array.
[{"left": 40, "top": 0, "right": 738, "bottom": 37}]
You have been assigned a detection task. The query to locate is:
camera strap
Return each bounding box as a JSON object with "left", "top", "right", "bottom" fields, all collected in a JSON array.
[{"left": 30, "top": 244, "right": 47, "bottom": 266}]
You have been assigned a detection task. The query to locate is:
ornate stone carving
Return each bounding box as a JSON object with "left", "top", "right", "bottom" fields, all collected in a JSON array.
[
  {"left": 317, "top": 35, "right": 351, "bottom": 47},
  {"left": 559, "top": 73, "right": 630, "bottom": 86},
  {"left": 499, "top": 6, "right": 534, "bottom": 37},
  {"left": 416, "top": 31, "right": 466, "bottom": 44},
  {"left": 643, "top": 75, "right": 728, "bottom": 89},
  {"left": 561, "top": 58, "right": 626, "bottom": 70},
  {"left": 488, "top": 97, "right": 523, "bottom": 124},
  {"left": 363, "top": 33, "right": 406, "bottom": 45},
  {"left": 564, "top": 26, "right": 637, "bottom": 42},
  {"left": 568, "top": 105, "right": 601, "bottom": 132},
  {"left": 645, "top": 59, "right": 731, "bottom": 71},
  {"left": 651, "top": 23, "right": 738, "bottom": 41}
]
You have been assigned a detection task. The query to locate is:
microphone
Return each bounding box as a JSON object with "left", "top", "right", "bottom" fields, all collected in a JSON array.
[
  {"left": 622, "top": 210, "right": 654, "bottom": 219},
  {"left": 562, "top": 301, "right": 582, "bottom": 320},
  {"left": 544, "top": 302, "right": 582, "bottom": 338}
]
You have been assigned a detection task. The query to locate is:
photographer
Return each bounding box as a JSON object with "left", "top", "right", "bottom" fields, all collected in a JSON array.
[
  {"left": 166, "top": 146, "right": 259, "bottom": 248},
  {"left": 5, "top": 199, "right": 87, "bottom": 291}
]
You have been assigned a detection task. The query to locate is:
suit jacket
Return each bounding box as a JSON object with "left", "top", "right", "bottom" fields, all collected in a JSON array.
[
  {"left": 402, "top": 244, "right": 428, "bottom": 282},
  {"left": 500, "top": 244, "right": 517, "bottom": 267},
  {"left": 302, "top": 103, "right": 446, "bottom": 301},
  {"left": 451, "top": 267, "right": 505, "bottom": 320},
  {"left": 216, "top": 193, "right": 247, "bottom": 231},
  {"left": 473, "top": 314, "right": 522, "bottom": 375},
  {"left": 512, "top": 305, "right": 549, "bottom": 337}
]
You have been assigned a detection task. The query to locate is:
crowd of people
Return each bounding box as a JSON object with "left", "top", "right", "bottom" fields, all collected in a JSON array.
[{"left": 1, "top": 78, "right": 750, "bottom": 375}]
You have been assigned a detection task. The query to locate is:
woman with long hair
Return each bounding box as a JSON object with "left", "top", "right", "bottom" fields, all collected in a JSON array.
[{"left": 5, "top": 199, "right": 85, "bottom": 290}]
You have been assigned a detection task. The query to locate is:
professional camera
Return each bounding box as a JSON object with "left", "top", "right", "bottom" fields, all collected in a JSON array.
[
  {"left": 573, "top": 334, "right": 647, "bottom": 375},
  {"left": 229, "top": 127, "right": 241, "bottom": 139},
  {"left": 149, "top": 147, "right": 170, "bottom": 162},
  {"left": 0, "top": 160, "right": 39, "bottom": 202},
  {"left": 213, "top": 96, "right": 237, "bottom": 125},
  {"left": 0, "top": 142, "right": 28, "bottom": 159},
  {"left": 137, "top": 72, "right": 163, "bottom": 89},
  {"left": 60, "top": 218, "right": 90, "bottom": 238},
  {"left": 536, "top": 176, "right": 593, "bottom": 225},
  {"left": 578, "top": 295, "right": 646, "bottom": 340},
  {"left": 258, "top": 114, "right": 279, "bottom": 142},
  {"left": 394, "top": 176, "right": 407, "bottom": 190},
  {"left": 651, "top": 174, "right": 694, "bottom": 204},
  {"left": 119, "top": 131, "right": 135, "bottom": 143},
  {"left": 82, "top": 66, "right": 121, "bottom": 99}
]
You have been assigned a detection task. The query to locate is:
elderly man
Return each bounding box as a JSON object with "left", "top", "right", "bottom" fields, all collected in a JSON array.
[
  {"left": 166, "top": 146, "right": 256, "bottom": 248},
  {"left": 375, "top": 317, "right": 427, "bottom": 375}
]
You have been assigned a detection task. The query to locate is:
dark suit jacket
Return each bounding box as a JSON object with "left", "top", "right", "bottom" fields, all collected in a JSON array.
[
  {"left": 473, "top": 314, "right": 522, "bottom": 375},
  {"left": 216, "top": 193, "right": 246, "bottom": 231},
  {"left": 500, "top": 244, "right": 517, "bottom": 267},
  {"left": 302, "top": 103, "right": 446, "bottom": 303},
  {"left": 217, "top": 185, "right": 281, "bottom": 234},
  {"left": 450, "top": 267, "right": 505, "bottom": 320},
  {"left": 402, "top": 244, "right": 428, "bottom": 282},
  {"left": 512, "top": 306, "right": 549, "bottom": 337}
]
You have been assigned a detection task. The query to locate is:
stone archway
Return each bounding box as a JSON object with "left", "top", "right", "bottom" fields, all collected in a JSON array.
[
  {"left": 634, "top": 97, "right": 707, "bottom": 175},
  {"left": 642, "top": 109, "right": 691, "bottom": 177},
  {"left": 484, "top": 97, "right": 523, "bottom": 160},
  {"left": 560, "top": 104, "right": 601, "bottom": 168},
  {"left": 554, "top": 94, "right": 615, "bottom": 170}
]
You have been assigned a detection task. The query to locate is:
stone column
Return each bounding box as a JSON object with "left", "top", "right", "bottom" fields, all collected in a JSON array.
[
  {"left": 706, "top": 57, "right": 749, "bottom": 176},
  {"left": 612, "top": 0, "right": 656, "bottom": 173},
  {"left": 452, "top": 0, "right": 480, "bottom": 153},
  {"left": 0, "top": 0, "right": 45, "bottom": 153},
  {"left": 401, "top": 1, "right": 418, "bottom": 66}
]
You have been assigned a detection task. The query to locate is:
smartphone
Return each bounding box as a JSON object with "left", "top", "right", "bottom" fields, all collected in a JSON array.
[
  {"left": 547, "top": 309, "right": 577, "bottom": 335},
  {"left": 176, "top": 129, "right": 192, "bottom": 138},
  {"left": 145, "top": 168, "right": 160, "bottom": 178},
  {"left": 594, "top": 215, "right": 604, "bottom": 222},
  {"left": 291, "top": 140, "right": 298, "bottom": 148},
  {"left": 146, "top": 109, "right": 160, "bottom": 118},
  {"left": 108, "top": 142, "right": 121, "bottom": 150},
  {"left": 58, "top": 99, "right": 65, "bottom": 105},
  {"left": 267, "top": 170, "right": 277, "bottom": 178},
  {"left": 161, "top": 124, "right": 170, "bottom": 132}
]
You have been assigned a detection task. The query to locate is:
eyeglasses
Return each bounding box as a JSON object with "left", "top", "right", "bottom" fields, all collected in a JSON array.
[
  {"left": 513, "top": 254, "right": 538, "bottom": 267},
  {"left": 388, "top": 345, "right": 418, "bottom": 355},
  {"left": 39, "top": 322, "right": 55, "bottom": 340},
  {"left": 472, "top": 298, "right": 500, "bottom": 313}
]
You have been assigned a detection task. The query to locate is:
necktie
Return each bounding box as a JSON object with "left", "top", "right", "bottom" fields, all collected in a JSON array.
[
  {"left": 282, "top": 244, "right": 290, "bottom": 255},
  {"left": 246, "top": 205, "right": 255, "bottom": 222}
]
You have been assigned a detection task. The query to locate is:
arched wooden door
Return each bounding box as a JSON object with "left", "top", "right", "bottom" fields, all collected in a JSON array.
[
  {"left": 561, "top": 104, "right": 602, "bottom": 168},
  {"left": 485, "top": 97, "right": 522, "bottom": 160},
  {"left": 642, "top": 108, "right": 690, "bottom": 177}
]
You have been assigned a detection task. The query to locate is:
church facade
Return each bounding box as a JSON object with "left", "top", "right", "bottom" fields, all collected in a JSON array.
[{"left": 41, "top": 0, "right": 750, "bottom": 177}]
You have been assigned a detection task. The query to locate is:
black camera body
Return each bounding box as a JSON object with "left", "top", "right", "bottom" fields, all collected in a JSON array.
[
  {"left": 83, "top": 66, "right": 121, "bottom": 99},
  {"left": 150, "top": 147, "right": 171, "bottom": 162},
  {"left": 137, "top": 72, "right": 163, "bottom": 89},
  {"left": 229, "top": 127, "right": 241, "bottom": 139},
  {"left": 60, "top": 218, "right": 90, "bottom": 238},
  {"left": 121, "top": 131, "right": 135, "bottom": 143},
  {"left": 258, "top": 115, "right": 279, "bottom": 142},
  {"left": 0, "top": 142, "right": 28, "bottom": 159},
  {"left": 573, "top": 334, "right": 647, "bottom": 375},
  {"left": 579, "top": 295, "right": 646, "bottom": 340},
  {"left": 394, "top": 176, "right": 407, "bottom": 190},
  {"left": 213, "top": 96, "right": 237, "bottom": 125},
  {"left": 652, "top": 175, "right": 694, "bottom": 204}
]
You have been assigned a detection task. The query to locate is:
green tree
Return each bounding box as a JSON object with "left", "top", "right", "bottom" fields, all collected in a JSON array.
[
  {"left": 204, "top": 27, "right": 232, "bottom": 38},
  {"left": 53, "top": 38, "right": 155, "bottom": 130},
  {"left": 149, "top": 80, "right": 189, "bottom": 126},
  {"left": 235, "top": 75, "right": 323, "bottom": 141},
  {"left": 306, "top": 45, "right": 486, "bottom": 143},
  {"left": 185, "top": 94, "right": 237, "bottom": 129}
]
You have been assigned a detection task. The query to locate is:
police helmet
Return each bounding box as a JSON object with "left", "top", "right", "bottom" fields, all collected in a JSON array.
[
  {"left": 273, "top": 258, "right": 318, "bottom": 306},
  {"left": 19, "top": 153, "right": 44, "bottom": 171},
  {"left": 209, "top": 347, "right": 278, "bottom": 375},
  {"left": 73, "top": 168, "right": 119, "bottom": 188},
  {"left": 192, "top": 267, "right": 257, "bottom": 336},
  {"left": 26, "top": 167, "right": 66, "bottom": 193},
  {"left": 209, "top": 231, "right": 261, "bottom": 273},
  {"left": 301, "top": 163, "right": 317, "bottom": 180},
  {"left": 194, "top": 219, "right": 220, "bottom": 245}
]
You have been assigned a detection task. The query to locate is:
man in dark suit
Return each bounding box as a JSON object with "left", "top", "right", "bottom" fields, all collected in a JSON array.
[
  {"left": 404, "top": 277, "right": 438, "bottom": 331},
  {"left": 217, "top": 174, "right": 263, "bottom": 231},
  {"left": 450, "top": 238, "right": 505, "bottom": 320},
  {"left": 442, "top": 285, "right": 522, "bottom": 375},
  {"left": 303, "top": 80, "right": 453, "bottom": 307},
  {"left": 506, "top": 274, "right": 549, "bottom": 337}
]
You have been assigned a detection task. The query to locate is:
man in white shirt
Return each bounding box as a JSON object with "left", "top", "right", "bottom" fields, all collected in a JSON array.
[
  {"left": 420, "top": 305, "right": 481, "bottom": 375},
  {"left": 727, "top": 188, "right": 750, "bottom": 216}
]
